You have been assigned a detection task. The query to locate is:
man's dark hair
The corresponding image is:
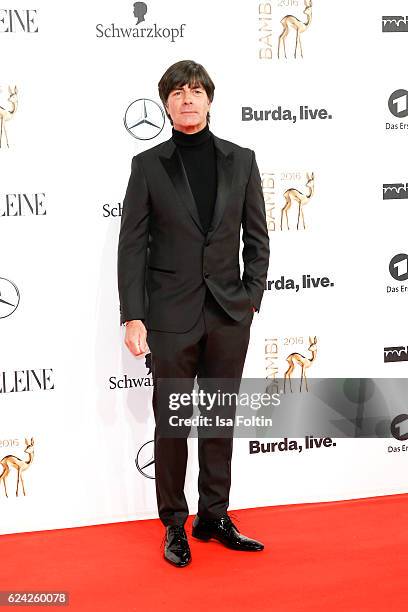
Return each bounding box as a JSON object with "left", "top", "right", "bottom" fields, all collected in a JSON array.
[{"left": 158, "top": 60, "right": 215, "bottom": 126}]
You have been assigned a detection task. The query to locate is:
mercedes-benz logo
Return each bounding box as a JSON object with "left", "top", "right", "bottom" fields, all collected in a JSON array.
[
  {"left": 124, "top": 98, "right": 165, "bottom": 140},
  {"left": 135, "top": 439, "right": 155, "bottom": 479},
  {"left": 0, "top": 277, "right": 20, "bottom": 319}
]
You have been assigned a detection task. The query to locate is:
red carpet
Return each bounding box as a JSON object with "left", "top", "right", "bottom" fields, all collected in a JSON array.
[{"left": 1, "top": 493, "right": 408, "bottom": 611}]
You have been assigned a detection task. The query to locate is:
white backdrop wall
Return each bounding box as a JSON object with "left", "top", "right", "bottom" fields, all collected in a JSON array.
[{"left": 1, "top": 0, "right": 408, "bottom": 535}]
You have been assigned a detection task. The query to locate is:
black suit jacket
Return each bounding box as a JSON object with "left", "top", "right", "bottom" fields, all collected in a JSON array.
[{"left": 117, "top": 132, "right": 270, "bottom": 332}]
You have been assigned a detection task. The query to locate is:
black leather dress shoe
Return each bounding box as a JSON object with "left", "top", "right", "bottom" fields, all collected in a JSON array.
[
  {"left": 164, "top": 525, "right": 192, "bottom": 567},
  {"left": 192, "top": 514, "right": 264, "bottom": 551}
]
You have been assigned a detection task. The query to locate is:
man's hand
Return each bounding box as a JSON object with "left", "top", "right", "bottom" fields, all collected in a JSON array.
[{"left": 124, "top": 320, "right": 149, "bottom": 356}]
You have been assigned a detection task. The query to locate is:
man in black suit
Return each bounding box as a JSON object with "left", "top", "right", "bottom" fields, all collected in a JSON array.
[{"left": 117, "top": 60, "right": 270, "bottom": 567}]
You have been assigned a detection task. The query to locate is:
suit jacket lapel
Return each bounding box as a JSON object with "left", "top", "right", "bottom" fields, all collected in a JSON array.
[
  {"left": 158, "top": 133, "right": 235, "bottom": 236},
  {"left": 159, "top": 145, "right": 204, "bottom": 233},
  {"left": 211, "top": 135, "right": 235, "bottom": 237}
]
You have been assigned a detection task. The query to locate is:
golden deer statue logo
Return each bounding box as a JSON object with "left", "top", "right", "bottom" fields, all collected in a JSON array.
[
  {"left": 278, "top": 0, "right": 313, "bottom": 59},
  {"left": 281, "top": 172, "right": 315, "bottom": 231},
  {"left": 0, "top": 436, "right": 34, "bottom": 498},
  {"left": 284, "top": 336, "right": 318, "bottom": 392},
  {"left": 0, "top": 85, "right": 18, "bottom": 149}
]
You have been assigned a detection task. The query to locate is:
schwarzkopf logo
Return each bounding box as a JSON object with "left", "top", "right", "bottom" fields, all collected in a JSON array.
[
  {"left": 0, "top": 9, "right": 38, "bottom": 33},
  {"left": 0, "top": 277, "right": 20, "bottom": 319},
  {"left": 95, "top": 1, "right": 186, "bottom": 42},
  {"left": 383, "top": 182, "right": 408, "bottom": 200},
  {"left": 109, "top": 353, "right": 152, "bottom": 389},
  {"left": 382, "top": 16, "right": 408, "bottom": 33},
  {"left": 124, "top": 98, "right": 165, "bottom": 141},
  {"left": 102, "top": 202, "right": 123, "bottom": 217}
]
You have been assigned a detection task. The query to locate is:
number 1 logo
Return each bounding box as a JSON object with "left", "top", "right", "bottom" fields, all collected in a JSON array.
[{"left": 389, "top": 253, "right": 408, "bottom": 281}]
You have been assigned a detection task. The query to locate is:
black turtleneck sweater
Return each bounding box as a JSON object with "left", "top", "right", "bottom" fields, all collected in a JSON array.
[{"left": 171, "top": 123, "right": 217, "bottom": 234}]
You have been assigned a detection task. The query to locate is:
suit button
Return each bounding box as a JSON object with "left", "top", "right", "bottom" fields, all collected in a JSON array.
[{"left": 204, "top": 272, "right": 210, "bottom": 279}]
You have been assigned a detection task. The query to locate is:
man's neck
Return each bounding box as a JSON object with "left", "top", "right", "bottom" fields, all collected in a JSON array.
[
  {"left": 172, "top": 123, "right": 211, "bottom": 147},
  {"left": 172, "top": 120, "right": 207, "bottom": 134}
]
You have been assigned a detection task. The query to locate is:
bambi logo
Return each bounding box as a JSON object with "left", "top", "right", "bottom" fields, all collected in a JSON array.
[
  {"left": 281, "top": 172, "right": 315, "bottom": 230},
  {"left": 278, "top": 0, "right": 313, "bottom": 59},
  {"left": 0, "top": 85, "right": 18, "bottom": 149},
  {"left": 0, "top": 437, "right": 34, "bottom": 498},
  {"left": 283, "top": 336, "right": 318, "bottom": 393}
]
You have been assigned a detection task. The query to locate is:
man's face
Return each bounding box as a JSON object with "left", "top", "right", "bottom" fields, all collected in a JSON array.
[{"left": 165, "top": 82, "right": 211, "bottom": 132}]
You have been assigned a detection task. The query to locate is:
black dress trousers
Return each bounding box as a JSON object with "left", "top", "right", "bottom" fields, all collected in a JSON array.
[{"left": 146, "top": 287, "right": 254, "bottom": 527}]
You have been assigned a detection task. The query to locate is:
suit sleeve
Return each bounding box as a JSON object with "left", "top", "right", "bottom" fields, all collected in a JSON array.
[
  {"left": 242, "top": 150, "right": 270, "bottom": 313},
  {"left": 117, "top": 155, "right": 150, "bottom": 326}
]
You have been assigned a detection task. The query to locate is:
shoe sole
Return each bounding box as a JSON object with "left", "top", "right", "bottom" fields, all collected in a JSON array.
[
  {"left": 192, "top": 530, "right": 264, "bottom": 551},
  {"left": 163, "top": 554, "right": 192, "bottom": 567}
]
